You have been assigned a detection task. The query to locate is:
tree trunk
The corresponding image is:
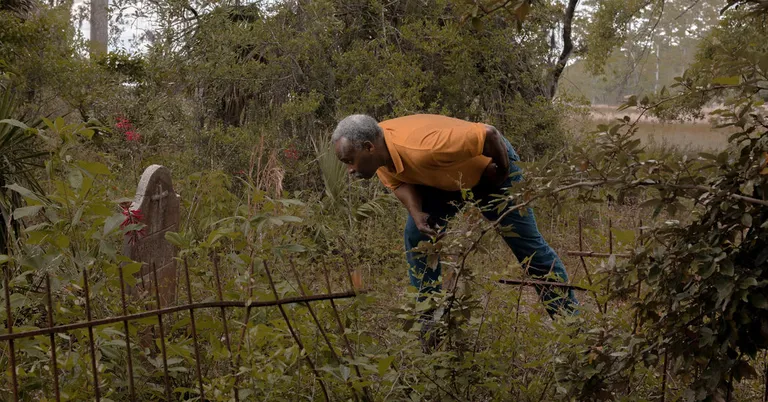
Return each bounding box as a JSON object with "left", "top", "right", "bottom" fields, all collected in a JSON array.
[
  {"left": 90, "top": 0, "right": 108, "bottom": 55},
  {"left": 547, "top": 0, "right": 579, "bottom": 99}
]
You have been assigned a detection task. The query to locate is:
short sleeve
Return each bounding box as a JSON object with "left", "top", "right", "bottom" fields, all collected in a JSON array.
[
  {"left": 431, "top": 123, "right": 487, "bottom": 165},
  {"left": 376, "top": 168, "right": 403, "bottom": 190}
]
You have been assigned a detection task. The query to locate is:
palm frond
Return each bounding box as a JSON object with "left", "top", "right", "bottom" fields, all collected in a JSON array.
[
  {"left": 0, "top": 87, "right": 45, "bottom": 194},
  {"left": 0, "top": 85, "right": 45, "bottom": 253},
  {"left": 0, "top": 0, "right": 37, "bottom": 15},
  {"left": 313, "top": 135, "right": 347, "bottom": 203},
  {"left": 311, "top": 134, "right": 393, "bottom": 224},
  {"left": 353, "top": 195, "right": 390, "bottom": 222}
]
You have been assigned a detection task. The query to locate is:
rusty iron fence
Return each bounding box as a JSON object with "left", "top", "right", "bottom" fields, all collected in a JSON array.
[
  {"left": 1, "top": 255, "right": 364, "bottom": 402},
  {"left": 496, "top": 217, "right": 633, "bottom": 295},
  {"left": 566, "top": 217, "right": 634, "bottom": 313},
  {"left": 5, "top": 217, "right": 768, "bottom": 401},
  {"left": 493, "top": 217, "right": 668, "bottom": 400}
]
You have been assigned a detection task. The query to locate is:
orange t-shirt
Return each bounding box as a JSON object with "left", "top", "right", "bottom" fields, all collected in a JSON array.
[{"left": 376, "top": 114, "right": 491, "bottom": 191}]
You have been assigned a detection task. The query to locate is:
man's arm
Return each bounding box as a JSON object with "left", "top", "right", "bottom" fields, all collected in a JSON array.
[
  {"left": 393, "top": 183, "right": 437, "bottom": 237},
  {"left": 481, "top": 125, "right": 510, "bottom": 187}
]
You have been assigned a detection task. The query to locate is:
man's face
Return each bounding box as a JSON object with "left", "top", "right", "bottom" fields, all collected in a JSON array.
[{"left": 334, "top": 137, "right": 379, "bottom": 180}]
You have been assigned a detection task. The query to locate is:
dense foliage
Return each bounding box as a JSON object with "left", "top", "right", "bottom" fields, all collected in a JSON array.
[{"left": 2, "top": 0, "right": 768, "bottom": 400}]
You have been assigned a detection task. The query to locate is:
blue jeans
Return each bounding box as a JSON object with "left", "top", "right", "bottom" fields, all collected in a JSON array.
[{"left": 404, "top": 138, "right": 578, "bottom": 317}]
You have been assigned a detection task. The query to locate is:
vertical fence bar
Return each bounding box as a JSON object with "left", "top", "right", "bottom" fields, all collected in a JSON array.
[
  {"left": 233, "top": 259, "right": 256, "bottom": 398},
  {"left": 82, "top": 268, "right": 101, "bottom": 401},
  {"left": 288, "top": 259, "right": 361, "bottom": 402},
  {"left": 323, "top": 261, "right": 355, "bottom": 356},
  {"left": 211, "top": 254, "right": 239, "bottom": 401},
  {"left": 263, "top": 260, "right": 330, "bottom": 402},
  {"left": 150, "top": 263, "right": 173, "bottom": 401},
  {"left": 626, "top": 220, "right": 644, "bottom": 396},
  {"left": 604, "top": 218, "right": 613, "bottom": 312},
  {"left": 514, "top": 277, "right": 525, "bottom": 326},
  {"left": 634, "top": 220, "right": 643, "bottom": 335},
  {"left": 288, "top": 259, "right": 338, "bottom": 360},
  {"left": 608, "top": 218, "right": 613, "bottom": 255},
  {"left": 117, "top": 265, "right": 136, "bottom": 401},
  {"left": 183, "top": 258, "right": 205, "bottom": 400},
  {"left": 3, "top": 266, "right": 19, "bottom": 402},
  {"left": 661, "top": 349, "right": 668, "bottom": 402},
  {"left": 322, "top": 261, "right": 372, "bottom": 402},
  {"left": 577, "top": 218, "right": 603, "bottom": 314},
  {"left": 45, "top": 275, "right": 61, "bottom": 402}
]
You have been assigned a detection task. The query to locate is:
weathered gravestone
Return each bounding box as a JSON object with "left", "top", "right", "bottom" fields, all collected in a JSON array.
[{"left": 122, "top": 165, "right": 180, "bottom": 308}]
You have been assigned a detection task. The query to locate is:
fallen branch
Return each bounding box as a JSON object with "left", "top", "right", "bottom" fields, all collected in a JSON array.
[
  {"left": 566, "top": 251, "right": 631, "bottom": 258},
  {"left": 497, "top": 278, "right": 588, "bottom": 292}
]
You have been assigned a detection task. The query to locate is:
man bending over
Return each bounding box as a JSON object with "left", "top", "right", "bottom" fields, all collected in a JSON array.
[{"left": 331, "top": 114, "right": 578, "bottom": 318}]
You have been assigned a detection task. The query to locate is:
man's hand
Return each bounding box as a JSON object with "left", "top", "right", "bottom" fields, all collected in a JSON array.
[
  {"left": 393, "top": 184, "right": 440, "bottom": 237},
  {"left": 480, "top": 161, "right": 507, "bottom": 188},
  {"left": 412, "top": 211, "right": 438, "bottom": 237}
]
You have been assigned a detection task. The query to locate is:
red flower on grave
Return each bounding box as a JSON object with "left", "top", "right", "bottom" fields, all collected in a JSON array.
[{"left": 120, "top": 204, "right": 147, "bottom": 245}]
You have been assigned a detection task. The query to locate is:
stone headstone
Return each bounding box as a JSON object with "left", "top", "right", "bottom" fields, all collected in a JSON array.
[{"left": 123, "top": 165, "right": 180, "bottom": 308}]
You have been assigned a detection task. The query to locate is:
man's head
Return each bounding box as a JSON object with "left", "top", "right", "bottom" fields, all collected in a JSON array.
[{"left": 332, "top": 114, "right": 387, "bottom": 180}]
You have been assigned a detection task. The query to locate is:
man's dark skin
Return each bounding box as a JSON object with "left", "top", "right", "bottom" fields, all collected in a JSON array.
[{"left": 334, "top": 125, "right": 510, "bottom": 236}]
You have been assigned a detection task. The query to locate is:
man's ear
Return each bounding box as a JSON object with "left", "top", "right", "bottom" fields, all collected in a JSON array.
[{"left": 362, "top": 141, "right": 374, "bottom": 152}]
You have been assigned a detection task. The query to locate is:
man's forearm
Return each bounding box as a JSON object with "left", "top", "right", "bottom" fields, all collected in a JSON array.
[
  {"left": 483, "top": 126, "right": 509, "bottom": 173},
  {"left": 393, "top": 183, "right": 423, "bottom": 217}
]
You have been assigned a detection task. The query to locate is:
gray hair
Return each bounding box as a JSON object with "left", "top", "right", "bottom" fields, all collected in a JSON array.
[{"left": 331, "top": 114, "right": 383, "bottom": 149}]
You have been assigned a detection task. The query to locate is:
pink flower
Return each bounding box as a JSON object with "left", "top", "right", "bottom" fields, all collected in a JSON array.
[
  {"left": 115, "top": 116, "right": 133, "bottom": 130},
  {"left": 283, "top": 148, "right": 299, "bottom": 161},
  {"left": 120, "top": 205, "right": 146, "bottom": 245},
  {"left": 115, "top": 116, "right": 141, "bottom": 142},
  {"left": 124, "top": 130, "right": 141, "bottom": 142}
]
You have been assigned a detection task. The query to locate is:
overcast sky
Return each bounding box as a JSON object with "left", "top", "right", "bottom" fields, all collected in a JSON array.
[{"left": 72, "top": 0, "right": 154, "bottom": 53}]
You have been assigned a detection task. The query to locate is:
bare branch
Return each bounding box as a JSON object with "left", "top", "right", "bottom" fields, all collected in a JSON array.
[{"left": 675, "top": 0, "right": 702, "bottom": 20}]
